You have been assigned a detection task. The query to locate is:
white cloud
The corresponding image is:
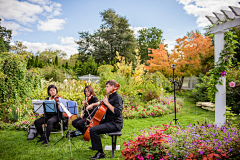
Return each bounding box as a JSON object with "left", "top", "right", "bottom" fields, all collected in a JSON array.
[
  {"left": 22, "top": 36, "right": 78, "bottom": 58},
  {"left": 37, "top": 18, "right": 66, "bottom": 32},
  {"left": 23, "top": 40, "right": 78, "bottom": 58},
  {"left": 129, "top": 26, "right": 147, "bottom": 35},
  {"left": 0, "top": 0, "right": 65, "bottom": 35},
  {"left": 176, "top": 0, "right": 240, "bottom": 27},
  {"left": 165, "top": 40, "right": 176, "bottom": 53},
  {"left": 0, "top": 0, "right": 43, "bottom": 25},
  {"left": 1, "top": 20, "right": 33, "bottom": 36},
  {"left": 59, "top": 37, "right": 76, "bottom": 45}
]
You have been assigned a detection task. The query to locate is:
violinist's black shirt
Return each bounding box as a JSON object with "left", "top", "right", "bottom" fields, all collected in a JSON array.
[{"left": 105, "top": 91, "right": 123, "bottom": 124}]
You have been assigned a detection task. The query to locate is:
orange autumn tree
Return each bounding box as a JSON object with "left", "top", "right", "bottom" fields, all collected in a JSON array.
[
  {"left": 146, "top": 32, "right": 214, "bottom": 91},
  {"left": 169, "top": 32, "right": 214, "bottom": 91},
  {"left": 145, "top": 44, "right": 171, "bottom": 76}
]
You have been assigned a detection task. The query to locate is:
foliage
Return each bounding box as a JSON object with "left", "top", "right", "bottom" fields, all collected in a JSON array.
[
  {"left": 145, "top": 44, "right": 171, "bottom": 76},
  {"left": 0, "top": 53, "right": 41, "bottom": 103},
  {"left": 0, "top": 37, "right": 7, "bottom": 52},
  {"left": 121, "top": 125, "right": 169, "bottom": 160},
  {"left": 145, "top": 32, "right": 214, "bottom": 92},
  {"left": 0, "top": 24, "right": 12, "bottom": 52},
  {"left": 122, "top": 120, "right": 240, "bottom": 160},
  {"left": 165, "top": 121, "right": 240, "bottom": 159},
  {"left": 226, "top": 65, "right": 240, "bottom": 114},
  {"left": 37, "top": 49, "right": 67, "bottom": 66},
  {"left": 230, "top": 27, "right": 240, "bottom": 64},
  {"left": 137, "top": 27, "right": 165, "bottom": 64},
  {"left": 11, "top": 41, "right": 31, "bottom": 56},
  {"left": 192, "top": 74, "right": 211, "bottom": 102},
  {"left": 54, "top": 55, "right": 59, "bottom": 66},
  {"left": 39, "top": 65, "right": 66, "bottom": 82},
  {"left": 76, "top": 9, "right": 138, "bottom": 64},
  {"left": 76, "top": 55, "right": 98, "bottom": 76},
  {"left": 0, "top": 53, "right": 41, "bottom": 122},
  {"left": 122, "top": 95, "right": 183, "bottom": 119},
  {"left": 207, "top": 30, "right": 238, "bottom": 102},
  {"left": 170, "top": 32, "right": 214, "bottom": 91}
]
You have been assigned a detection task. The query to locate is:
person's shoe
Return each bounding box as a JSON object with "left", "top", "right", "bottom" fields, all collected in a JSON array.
[
  {"left": 89, "top": 151, "right": 105, "bottom": 159},
  {"left": 37, "top": 135, "right": 45, "bottom": 143},
  {"left": 41, "top": 139, "right": 48, "bottom": 145}
]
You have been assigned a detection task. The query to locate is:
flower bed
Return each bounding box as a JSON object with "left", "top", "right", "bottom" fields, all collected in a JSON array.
[{"left": 121, "top": 121, "right": 240, "bottom": 159}]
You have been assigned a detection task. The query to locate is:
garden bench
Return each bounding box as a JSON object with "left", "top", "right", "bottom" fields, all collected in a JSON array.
[
  {"left": 105, "top": 131, "right": 122, "bottom": 158},
  {"left": 196, "top": 102, "right": 215, "bottom": 111}
]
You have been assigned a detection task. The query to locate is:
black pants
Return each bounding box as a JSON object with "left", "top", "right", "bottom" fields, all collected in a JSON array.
[
  {"left": 90, "top": 122, "right": 122, "bottom": 150},
  {"left": 72, "top": 117, "right": 87, "bottom": 133},
  {"left": 34, "top": 115, "right": 58, "bottom": 140}
]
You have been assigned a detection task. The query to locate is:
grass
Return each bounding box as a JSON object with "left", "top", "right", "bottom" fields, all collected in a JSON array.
[{"left": 0, "top": 98, "right": 215, "bottom": 160}]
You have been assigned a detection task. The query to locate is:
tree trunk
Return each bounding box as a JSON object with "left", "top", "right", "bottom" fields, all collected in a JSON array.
[{"left": 178, "top": 76, "right": 184, "bottom": 92}]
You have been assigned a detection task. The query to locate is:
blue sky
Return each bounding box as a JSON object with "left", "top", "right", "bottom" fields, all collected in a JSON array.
[{"left": 0, "top": 0, "right": 239, "bottom": 58}]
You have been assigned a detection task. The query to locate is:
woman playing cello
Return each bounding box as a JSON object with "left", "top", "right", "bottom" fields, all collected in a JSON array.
[{"left": 72, "top": 85, "right": 99, "bottom": 135}]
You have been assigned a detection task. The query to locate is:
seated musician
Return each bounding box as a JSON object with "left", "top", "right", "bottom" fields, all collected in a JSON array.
[
  {"left": 72, "top": 85, "right": 99, "bottom": 135},
  {"left": 87, "top": 80, "right": 123, "bottom": 159},
  {"left": 34, "top": 85, "right": 64, "bottom": 145}
]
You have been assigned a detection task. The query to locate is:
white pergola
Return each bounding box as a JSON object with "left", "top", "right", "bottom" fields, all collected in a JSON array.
[{"left": 205, "top": 2, "right": 240, "bottom": 127}]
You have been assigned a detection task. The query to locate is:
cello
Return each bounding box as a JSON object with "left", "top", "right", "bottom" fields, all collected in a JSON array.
[{"left": 83, "top": 84, "right": 120, "bottom": 141}]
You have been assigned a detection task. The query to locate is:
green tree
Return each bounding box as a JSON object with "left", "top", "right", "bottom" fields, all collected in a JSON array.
[
  {"left": 0, "top": 21, "right": 12, "bottom": 52},
  {"left": 65, "top": 61, "right": 69, "bottom": 69},
  {"left": 0, "top": 37, "right": 6, "bottom": 52},
  {"left": 35, "top": 55, "right": 39, "bottom": 68},
  {"left": 11, "top": 41, "right": 30, "bottom": 56},
  {"left": 54, "top": 55, "right": 59, "bottom": 66},
  {"left": 38, "top": 49, "right": 67, "bottom": 65},
  {"left": 76, "top": 9, "right": 137, "bottom": 64},
  {"left": 39, "top": 60, "right": 43, "bottom": 68},
  {"left": 137, "top": 27, "right": 165, "bottom": 64},
  {"left": 74, "top": 60, "right": 79, "bottom": 71}
]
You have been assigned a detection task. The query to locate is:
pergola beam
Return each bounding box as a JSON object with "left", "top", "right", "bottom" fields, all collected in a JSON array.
[
  {"left": 206, "top": 18, "right": 240, "bottom": 33},
  {"left": 221, "top": 9, "right": 240, "bottom": 20}
]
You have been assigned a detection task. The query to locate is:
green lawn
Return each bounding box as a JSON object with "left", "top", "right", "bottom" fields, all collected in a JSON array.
[{"left": 0, "top": 99, "right": 215, "bottom": 160}]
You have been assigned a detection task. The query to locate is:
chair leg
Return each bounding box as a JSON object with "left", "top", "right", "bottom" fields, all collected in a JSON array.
[
  {"left": 112, "top": 135, "right": 117, "bottom": 158},
  {"left": 60, "top": 120, "right": 63, "bottom": 136}
]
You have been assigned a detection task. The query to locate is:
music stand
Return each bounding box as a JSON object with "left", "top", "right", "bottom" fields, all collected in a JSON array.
[
  {"left": 32, "top": 100, "right": 44, "bottom": 139},
  {"left": 32, "top": 100, "right": 44, "bottom": 114},
  {"left": 43, "top": 100, "right": 57, "bottom": 146},
  {"left": 54, "top": 98, "right": 78, "bottom": 157}
]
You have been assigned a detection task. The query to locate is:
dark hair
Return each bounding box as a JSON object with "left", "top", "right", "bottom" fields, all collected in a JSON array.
[
  {"left": 84, "top": 85, "right": 96, "bottom": 98},
  {"left": 106, "top": 80, "right": 117, "bottom": 87},
  {"left": 47, "top": 85, "right": 58, "bottom": 96}
]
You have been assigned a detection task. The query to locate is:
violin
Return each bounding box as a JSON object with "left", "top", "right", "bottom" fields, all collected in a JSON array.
[
  {"left": 83, "top": 84, "right": 120, "bottom": 141},
  {"left": 51, "top": 94, "right": 68, "bottom": 117}
]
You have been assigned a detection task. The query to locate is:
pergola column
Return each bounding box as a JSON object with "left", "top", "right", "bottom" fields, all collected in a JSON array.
[
  {"left": 214, "top": 31, "right": 226, "bottom": 127},
  {"left": 205, "top": 3, "right": 240, "bottom": 127}
]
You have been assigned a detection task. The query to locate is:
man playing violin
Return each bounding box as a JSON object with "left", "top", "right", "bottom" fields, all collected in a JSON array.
[
  {"left": 86, "top": 80, "right": 123, "bottom": 159},
  {"left": 72, "top": 85, "right": 99, "bottom": 135},
  {"left": 34, "top": 85, "right": 64, "bottom": 145}
]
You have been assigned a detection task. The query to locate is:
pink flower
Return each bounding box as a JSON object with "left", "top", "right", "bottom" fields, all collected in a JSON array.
[
  {"left": 137, "top": 154, "right": 144, "bottom": 160},
  {"left": 146, "top": 155, "right": 151, "bottom": 159},
  {"left": 229, "top": 81, "right": 236, "bottom": 88},
  {"left": 32, "top": 121, "right": 34, "bottom": 124},
  {"left": 220, "top": 70, "right": 226, "bottom": 76}
]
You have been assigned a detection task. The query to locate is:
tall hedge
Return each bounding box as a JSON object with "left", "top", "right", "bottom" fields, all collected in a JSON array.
[{"left": 0, "top": 53, "right": 41, "bottom": 103}]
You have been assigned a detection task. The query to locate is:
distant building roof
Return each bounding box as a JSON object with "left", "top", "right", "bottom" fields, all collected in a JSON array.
[{"left": 78, "top": 74, "right": 100, "bottom": 83}]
